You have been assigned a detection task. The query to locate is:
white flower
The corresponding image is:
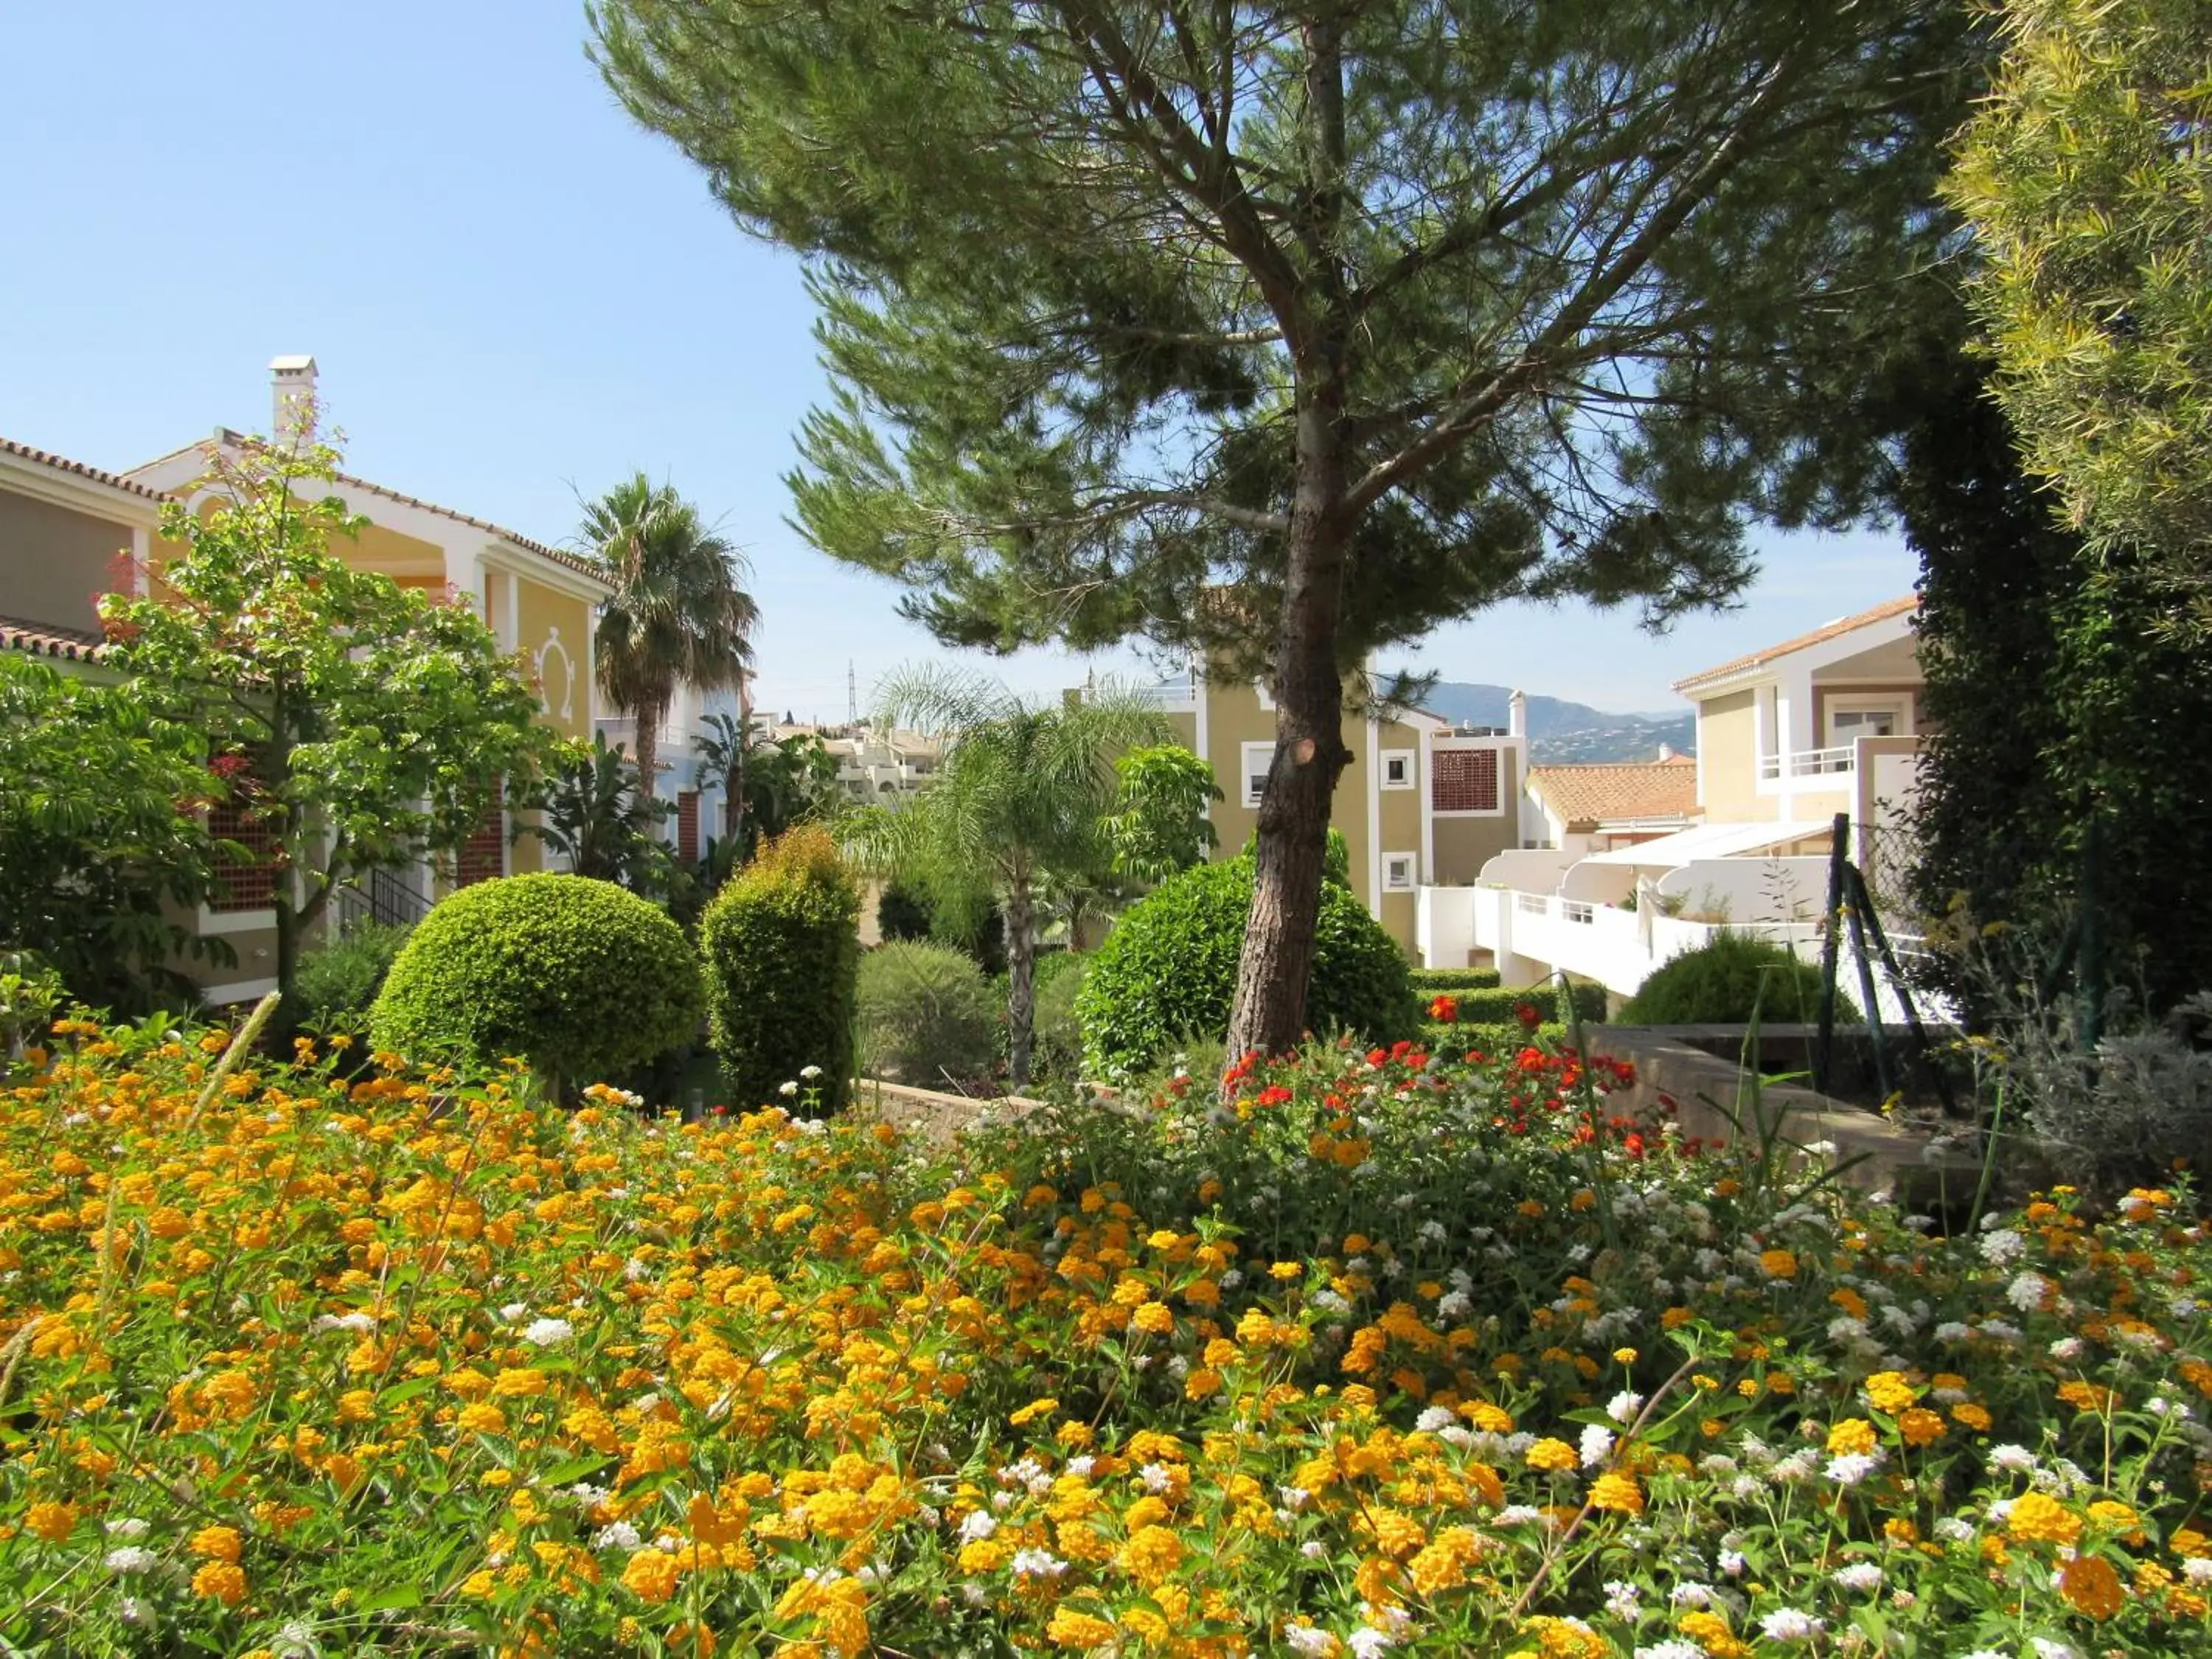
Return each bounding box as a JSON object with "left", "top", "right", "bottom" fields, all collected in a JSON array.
[
  {"left": 799, "top": 1065, "right": 823, "bottom": 1079},
  {"left": 1579, "top": 1423, "right": 1615, "bottom": 1467},
  {"left": 1607, "top": 1390, "right": 1646, "bottom": 1426},
  {"left": 2181, "top": 1557, "right": 2212, "bottom": 1586},
  {"left": 1978, "top": 1318, "right": 2023, "bottom": 1343},
  {"left": 2029, "top": 1641, "right": 2081, "bottom": 1659},
  {"left": 522, "top": 1318, "right": 574, "bottom": 1349},
  {"left": 1832, "top": 1562, "right": 1883, "bottom": 1592},
  {"left": 1495, "top": 1505, "right": 1543, "bottom": 1526},
  {"left": 1436, "top": 1290, "right": 1472, "bottom": 1321},
  {"left": 274, "top": 1621, "right": 320, "bottom": 1659},
  {"left": 2048, "top": 1335, "right": 2084, "bottom": 1361},
  {"left": 1300, "top": 1540, "right": 1328, "bottom": 1560},
  {"left": 778, "top": 1080, "right": 799, "bottom": 1096},
  {"left": 1989, "top": 1444, "right": 2039, "bottom": 1473},
  {"left": 1758, "top": 1609, "right": 1824, "bottom": 1642},
  {"left": 104, "top": 1518, "right": 149, "bottom": 1540},
  {"left": 1604, "top": 1579, "right": 1642, "bottom": 1618},
  {"left": 1417, "top": 1220, "right": 1447, "bottom": 1244},
  {"left": 104, "top": 1547, "right": 159, "bottom": 1575},
  {"left": 1933, "top": 1321, "right": 1972, "bottom": 1343},
  {"left": 1635, "top": 1645, "right": 1707, "bottom": 1659},
  {"left": 959, "top": 1510, "right": 997, "bottom": 1543},
  {"left": 1010, "top": 1548, "right": 1068, "bottom": 1580},
  {"left": 1284, "top": 1627, "right": 1338, "bottom": 1658},
  {"left": 1718, "top": 1549, "right": 1747, "bottom": 1576},
  {"left": 1825, "top": 1452, "right": 1882, "bottom": 1486},
  {"left": 1346, "top": 1630, "right": 1394, "bottom": 1659},
  {"left": 1141, "top": 1461, "right": 1176, "bottom": 1494},
  {"left": 117, "top": 1599, "right": 152, "bottom": 1628},
  {"left": 592, "top": 1520, "right": 641, "bottom": 1551},
  {"left": 1313, "top": 1288, "right": 1352, "bottom": 1315},
  {"left": 1669, "top": 1582, "right": 1715, "bottom": 1608},
  {"left": 2007, "top": 1271, "right": 2053, "bottom": 1312},
  {"left": 1934, "top": 1517, "right": 1975, "bottom": 1543},
  {"left": 311, "top": 1312, "right": 378, "bottom": 1334},
  {"left": 1065, "top": 1455, "right": 1095, "bottom": 1478},
  {"left": 498, "top": 1301, "right": 529, "bottom": 1323}
]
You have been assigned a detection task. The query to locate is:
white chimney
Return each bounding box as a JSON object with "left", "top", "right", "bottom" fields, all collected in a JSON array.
[
  {"left": 269, "top": 355, "right": 319, "bottom": 448},
  {"left": 1507, "top": 688, "right": 1527, "bottom": 740},
  {"left": 1658, "top": 742, "right": 1677, "bottom": 762}
]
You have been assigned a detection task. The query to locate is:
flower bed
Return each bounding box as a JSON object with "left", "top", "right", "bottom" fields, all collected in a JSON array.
[{"left": 1, "top": 1020, "right": 2208, "bottom": 1656}]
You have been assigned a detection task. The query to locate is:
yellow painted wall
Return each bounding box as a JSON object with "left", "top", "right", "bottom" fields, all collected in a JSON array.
[
  {"left": 338, "top": 520, "right": 446, "bottom": 582},
  {"left": 515, "top": 580, "right": 593, "bottom": 740},
  {"left": 1694, "top": 689, "right": 1771, "bottom": 822},
  {"left": 0, "top": 488, "right": 136, "bottom": 632}
]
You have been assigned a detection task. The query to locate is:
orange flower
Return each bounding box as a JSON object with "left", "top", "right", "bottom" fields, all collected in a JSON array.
[
  {"left": 2059, "top": 1554, "right": 2126, "bottom": 1620},
  {"left": 1588, "top": 1471, "right": 1644, "bottom": 1514},
  {"left": 2007, "top": 1492, "right": 2082, "bottom": 1547},
  {"left": 24, "top": 1501, "right": 77, "bottom": 1543},
  {"left": 192, "top": 1560, "right": 248, "bottom": 1606},
  {"left": 1758, "top": 1248, "right": 1798, "bottom": 1279},
  {"left": 189, "top": 1525, "right": 243, "bottom": 1563}
]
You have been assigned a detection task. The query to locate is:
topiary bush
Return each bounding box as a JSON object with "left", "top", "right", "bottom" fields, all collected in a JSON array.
[
  {"left": 369, "top": 875, "right": 700, "bottom": 1092},
  {"left": 295, "top": 921, "right": 413, "bottom": 1032},
  {"left": 1411, "top": 966, "right": 1502, "bottom": 992},
  {"left": 1618, "top": 932, "right": 1856, "bottom": 1026},
  {"left": 1079, "top": 858, "right": 1419, "bottom": 1079},
  {"left": 858, "top": 939, "right": 998, "bottom": 1087},
  {"left": 1425, "top": 982, "right": 1607, "bottom": 1026},
  {"left": 700, "top": 825, "right": 860, "bottom": 1110}
]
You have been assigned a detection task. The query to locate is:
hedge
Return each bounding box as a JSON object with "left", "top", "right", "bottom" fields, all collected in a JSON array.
[
  {"left": 700, "top": 826, "right": 861, "bottom": 1110},
  {"left": 1422, "top": 1020, "right": 1569, "bottom": 1055},
  {"left": 1078, "top": 858, "right": 1419, "bottom": 1079},
  {"left": 369, "top": 874, "right": 700, "bottom": 1093},
  {"left": 1619, "top": 932, "right": 1854, "bottom": 1026},
  {"left": 858, "top": 939, "right": 997, "bottom": 1087},
  {"left": 1408, "top": 967, "right": 1501, "bottom": 991},
  {"left": 1422, "top": 982, "right": 1607, "bottom": 1026}
]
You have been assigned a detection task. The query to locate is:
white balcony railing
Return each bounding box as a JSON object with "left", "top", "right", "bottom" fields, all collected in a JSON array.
[{"left": 1759, "top": 745, "right": 1856, "bottom": 781}]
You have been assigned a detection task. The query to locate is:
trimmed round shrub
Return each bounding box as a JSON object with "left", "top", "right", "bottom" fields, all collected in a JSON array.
[
  {"left": 858, "top": 939, "right": 997, "bottom": 1086},
  {"left": 1618, "top": 932, "right": 1857, "bottom": 1025},
  {"left": 1079, "top": 858, "right": 1419, "bottom": 1078},
  {"left": 700, "top": 826, "right": 860, "bottom": 1110},
  {"left": 369, "top": 874, "right": 701, "bottom": 1090}
]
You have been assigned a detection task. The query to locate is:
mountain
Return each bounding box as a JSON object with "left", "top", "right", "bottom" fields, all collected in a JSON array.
[{"left": 1416, "top": 683, "right": 1697, "bottom": 764}]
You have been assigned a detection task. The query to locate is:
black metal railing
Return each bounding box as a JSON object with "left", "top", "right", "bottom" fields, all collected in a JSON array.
[{"left": 333, "top": 866, "right": 434, "bottom": 932}]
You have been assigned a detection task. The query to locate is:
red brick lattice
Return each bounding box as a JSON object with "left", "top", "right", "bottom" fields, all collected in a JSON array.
[
  {"left": 1431, "top": 747, "right": 1499, "bottom": 813},
  {"left": 207, "top": 796, "right": 279, "bottom": 911}
]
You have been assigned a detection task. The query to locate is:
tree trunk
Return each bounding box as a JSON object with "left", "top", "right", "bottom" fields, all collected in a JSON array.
[
  {"left": 1222, "top": 12, "right": 1355, "bottom": 1073},
  {"left": 633, "top": 695, "right": 663, "bottom": 803},
  {"left": 1004, "top": 875, "right": 1036, "bottom": 1090},
  {"left": 729, "top": 675, "right": 751, "bottom": 840}
]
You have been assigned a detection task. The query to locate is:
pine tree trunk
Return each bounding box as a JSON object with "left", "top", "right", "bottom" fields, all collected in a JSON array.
[{"left": 1005, "top": 876, "right": 1036, "bottom": 1091}]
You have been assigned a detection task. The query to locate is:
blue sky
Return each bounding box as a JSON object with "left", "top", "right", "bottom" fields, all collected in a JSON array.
[{"left": 1, "top": 1, "right": 1919, "bottom": 721}]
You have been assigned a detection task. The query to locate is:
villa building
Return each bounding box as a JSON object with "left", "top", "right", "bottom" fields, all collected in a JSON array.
[
  {"left": 1144, "top": 661, "right": 1529, "bottom": 956},
  {"left": 2, "top": 355, "right": 613, "bottom": 1001},
  {"left": 1417, "top": 596, "right": 1927, "bottom": 1007}
]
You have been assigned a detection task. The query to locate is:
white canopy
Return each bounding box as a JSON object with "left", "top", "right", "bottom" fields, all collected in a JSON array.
[{"left": 1578, "top": 820, "right": 1832, "bottom": 866}]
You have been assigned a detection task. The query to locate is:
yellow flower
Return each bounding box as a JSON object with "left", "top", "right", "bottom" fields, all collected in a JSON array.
[
  {"left": 1863, "top": 1371, "right": 1917, "bottom": 1414},
  {"left": 1047, "top": 1606, "right": 1120, "bottom": 1649},
  {"left": 1525, "top": 1438, "right": 1579, "bottom": 1472},
  {"left": 456, "top": 1402, "right": 508, "bottom": 1436},
  {"left": 189, "top": 1525, "right": 244, "bottom": 1563},
  {"left": 2058, "top": 1553, "right": 2126, "bottom": 1620},
  {"left": 1825, "top": 1419, "right": 1877, "bottom": 1457},
  {"left": 621, "top": 1548, "right": 681, "bottom": 1603},
  {"left": 24, "top": 1501, "right": 77, "bottom": 1543},
  {"left": 1130, "top": 1301, "right": 1175, "bottom": 1335},
  {"left": 1758, "top": 1248, "right": 1798, "bottom": 1279},
  {"left": 1009, "top": 1397, "right": 1059, "bottom": 1426},
  {"left": 1119, "top": 1524, "right": 1184, "bottom": 1586},
  {"left": 1588, "top": 1471, "right": 1644, "bottom": 1514},
  {"left": 192, "top": 1560, "right": 249, "bottom": 1606},
  {"left": 2007, "top": 1492, "right": 2082, "bottom": 1547}
]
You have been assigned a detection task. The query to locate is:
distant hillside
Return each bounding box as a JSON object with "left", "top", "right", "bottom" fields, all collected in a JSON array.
[{"left": 1418, "top": 683, "right": 1696, "bottom": 764}]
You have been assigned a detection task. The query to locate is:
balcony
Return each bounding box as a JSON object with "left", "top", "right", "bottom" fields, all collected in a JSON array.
[{"left": 1758, "top": 745, "right": 1856, "bottom": 781}]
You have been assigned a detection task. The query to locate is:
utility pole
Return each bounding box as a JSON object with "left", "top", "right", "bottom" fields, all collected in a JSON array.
[{"left": 847, "top": 660, "right": 858, "bottom": 728}]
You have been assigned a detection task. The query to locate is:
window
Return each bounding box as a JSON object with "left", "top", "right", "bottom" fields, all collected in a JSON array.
[
  {"left": 1383, "top": 852, "right": 1417, "bottom": 891},
  {"left": 1241, "top": 741, "right": 1276, "bottom": 808},
  {"left": 1430, "top": 747, "right": 1500, "bottom": 813},
  {"left": 1380, "top": 748, "right": 1414, "bottom": 790},
  {"left": 1826, "top": 698, "right": 1908, "bottom": 746}
]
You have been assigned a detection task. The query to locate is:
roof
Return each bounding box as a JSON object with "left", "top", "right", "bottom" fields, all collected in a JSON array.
[
  {"left": 0, "top": 436, "right": 169, "bottom": 502},
  {"left": 1673, "top": 595, "right": 1919, "bottom": 695},
  {"left": 136, "top": 431, "right": 608, "bottom": 587},
  {"left": 0, "top": 614, "right": 108, "bottom": 663},
  {"left": 1527, "top": 757, "right": 1697, "bottom": 832},
  {"left": 1577, "top": 818, "right": 1832, "bottom": 866}
]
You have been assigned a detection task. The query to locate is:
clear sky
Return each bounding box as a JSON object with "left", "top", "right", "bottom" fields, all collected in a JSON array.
[{"left": 1, "top": 0, "right": 1920, "bottom": 723}]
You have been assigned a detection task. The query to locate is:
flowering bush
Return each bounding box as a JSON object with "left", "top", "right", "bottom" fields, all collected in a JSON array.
[{"left": 2, "top": 1016, "right": 2210, "bottom": 1657}]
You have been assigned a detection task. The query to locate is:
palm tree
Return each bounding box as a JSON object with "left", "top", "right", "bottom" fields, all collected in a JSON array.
[
  {"left": 577, "top": 473, "right": 758, "bottom": 801},
  {"left": 843, "top": 667, "right": 1169, "bottom": 1088}
]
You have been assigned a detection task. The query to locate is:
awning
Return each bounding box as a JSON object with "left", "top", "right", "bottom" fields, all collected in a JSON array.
[{"left": 1578, "top": 820, "right": 1832, "bottom": 866}]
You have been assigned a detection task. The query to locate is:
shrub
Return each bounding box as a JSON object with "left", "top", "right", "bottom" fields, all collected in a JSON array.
[
  {"left": 858, "top": 939, "right": 998, "bottom": 1087},
  {"left": 1031, "top": 953, "right": 1089, "bottom": 1082},
  {"left": 1079, "top": 858, "right": 1419, "bottom": 1077},
  {"left": 874, "top": 879, "right": 933, "bottom": 943},
  {"left": 369, "top": 874, "right": 700, "bottom": 1091},
  {"left": 1619, "top": 931, "right": 1854, "bottom": 1025},
  {"left": 1423, "top": 1020, "right": 1568, "bottom": 1055},
  {"left": 1425, "top": 982, "right": 1607, "bottom": 1026},
  {"left": 293, "top": 920, "right": 413, "bottom": 1030},
  {"left": 700, "top": 825, "right": 860, "bottom": 1109},
  {"left": 1410, "top": 966, "right": 1501, "bottom": 991}
]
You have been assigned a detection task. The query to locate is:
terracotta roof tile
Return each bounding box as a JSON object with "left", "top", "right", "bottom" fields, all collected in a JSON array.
[
  {"left": 0, "top": 436, "right": 169, "bottom": 501},
  {"left": 1674, "top": 594, "right": 1919, "bottom": 695},
  {"left": 0, "top": 615, "right": 108, "bottom": 663},
  {"left": 1527, "top": 757, "right": 1697, "bottom": 832}
]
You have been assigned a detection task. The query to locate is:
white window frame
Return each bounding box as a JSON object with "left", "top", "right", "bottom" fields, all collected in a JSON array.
[
  {"left": 1824, "top": 694, "right": 1912, "bottom": 746},
  {"left": 1380, "top": 748, "right": 1415, "bottom": 790},
  {"left": 1241, "top": 741, "right": 1276, "bottom": 809},
  {"left": 1382, "top": 851, "right": 1417, "bottom": 891}
]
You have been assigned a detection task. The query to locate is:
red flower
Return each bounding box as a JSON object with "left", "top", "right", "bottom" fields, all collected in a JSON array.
[
  {"left": 1427, "top": 994, "right": 1458, "bottom": 1023},
  {"left": 1253, "top": 1085, "right": 1294, "bottom": 1109},
  {"left": 1514, "top": 1001, "right": 1542, "bottom": 1029}
]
